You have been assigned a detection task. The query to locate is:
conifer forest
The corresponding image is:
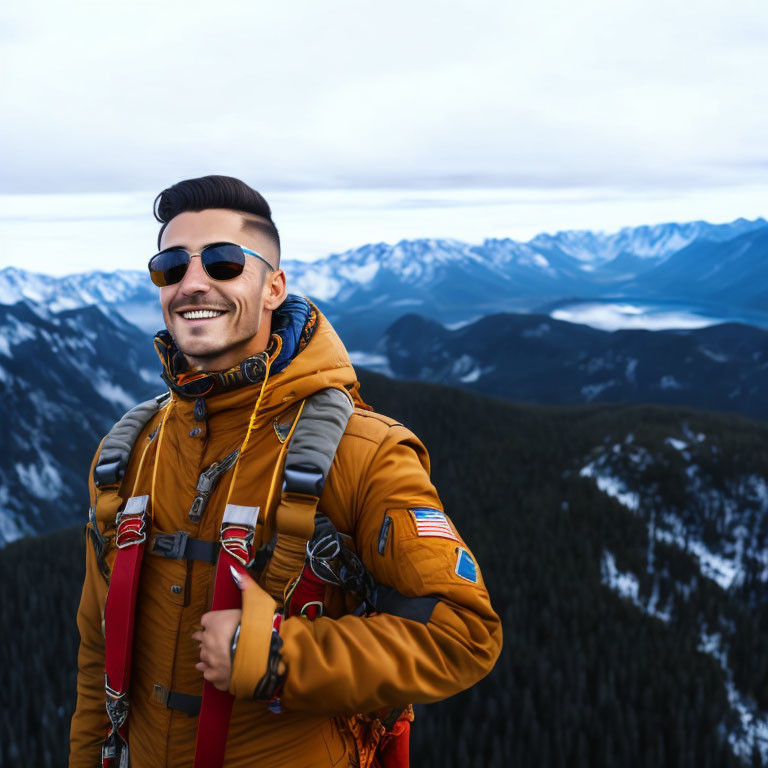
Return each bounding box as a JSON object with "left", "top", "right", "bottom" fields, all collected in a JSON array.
[{"left": 1, "top": 371, "right": 766, "bottom": 767}]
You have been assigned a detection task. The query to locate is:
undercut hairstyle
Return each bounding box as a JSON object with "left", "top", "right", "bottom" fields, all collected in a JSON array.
[{"left": 153, "top": 175, "right": 281, "bottom": 264}]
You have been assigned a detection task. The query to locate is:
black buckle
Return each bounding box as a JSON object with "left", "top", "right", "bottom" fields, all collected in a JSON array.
[
  {"left": 283, "top": 466, "right": 324, "bottom": 496},
  {"left": 150, "top": 531, "right": 220, "bottom": 564},
  {"left": 151, "top": 531, "right": 189, "bottom": 560},
  {"left": 94, "top": 458, "right": 123, "bottom": 487}
]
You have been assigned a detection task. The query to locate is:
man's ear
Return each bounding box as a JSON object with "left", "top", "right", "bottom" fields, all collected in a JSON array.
[{"left": 263, "top": 269, "right": 287, "bottom": 311}]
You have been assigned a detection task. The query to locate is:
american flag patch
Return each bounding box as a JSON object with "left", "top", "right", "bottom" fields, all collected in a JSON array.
[{"left": 409, "top": 507, "right": 458, "bottom": 541}]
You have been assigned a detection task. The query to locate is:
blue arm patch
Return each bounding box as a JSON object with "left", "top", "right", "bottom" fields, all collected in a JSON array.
[{"left": 455, "top": 548, "right": 478, "bottom": 583}]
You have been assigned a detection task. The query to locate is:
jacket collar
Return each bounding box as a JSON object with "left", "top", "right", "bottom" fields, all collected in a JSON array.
[{"left": 154, "top": 295, "right": 317, "bottom": 399}]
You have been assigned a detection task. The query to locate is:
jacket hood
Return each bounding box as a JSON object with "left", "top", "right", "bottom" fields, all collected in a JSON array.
[{"left": 154, "top": 294, "right": 359, "bottom": 416}]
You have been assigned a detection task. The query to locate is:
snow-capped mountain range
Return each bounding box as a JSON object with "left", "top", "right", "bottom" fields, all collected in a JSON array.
[{"left": 2, "top": 217, "right": 766, "bottom": 347}]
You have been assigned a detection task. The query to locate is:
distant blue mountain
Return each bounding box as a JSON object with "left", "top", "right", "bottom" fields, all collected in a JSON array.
[{"left": 381, "top": 311, "right": 768, "bottom": 420}]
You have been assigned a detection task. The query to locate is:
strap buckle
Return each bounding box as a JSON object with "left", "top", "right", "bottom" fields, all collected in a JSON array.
[
  {"left": 105, "top": 678, "right": 130, "bottom": 732},
  {"left": 94, "top": 458, "right": 123, "bottom": 488},
  {"left": 151, "top": 531, "right": 189, "bottom": 560},
  {"left": 282, "top": 465, "right": 324, "bottom": 497},
  {"left": 220, "top": 525, "right": 255, "bottom": 568},
  {"left": 220, "top": 505, "right": 260, "bottom": 567},
  {"left": 188, "top": 450, "right": 239, "bottom": 522},
  {"left": 115, "top": 495, "right": 149, "bottom": 548}
]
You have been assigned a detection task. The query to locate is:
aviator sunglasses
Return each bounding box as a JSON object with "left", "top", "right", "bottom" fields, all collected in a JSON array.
[{"left": 148, "top": 242, "right": 274, "bottom": 287}]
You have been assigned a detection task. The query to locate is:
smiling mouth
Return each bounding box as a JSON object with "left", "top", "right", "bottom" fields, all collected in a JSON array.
[{"left": 178, "top": 309, "right": 227, "bottom": 320}]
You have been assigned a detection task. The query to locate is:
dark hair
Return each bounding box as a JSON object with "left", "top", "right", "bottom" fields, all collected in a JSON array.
[{"left": 153, "top": 175, "right": 280, "bottom": 262}]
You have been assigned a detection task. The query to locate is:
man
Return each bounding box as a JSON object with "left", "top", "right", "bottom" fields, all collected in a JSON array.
[{"left": 69, "top": 175, "right": 502, "bottom": 768}]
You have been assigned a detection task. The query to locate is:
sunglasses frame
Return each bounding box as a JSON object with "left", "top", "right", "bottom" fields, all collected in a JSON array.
[{"left": 148, "top": 241, "right": 275, "bottom": 287}]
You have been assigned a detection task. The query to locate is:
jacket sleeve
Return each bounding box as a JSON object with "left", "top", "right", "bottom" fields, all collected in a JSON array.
[
  {"left": 237, "top": 423, "right": 503, "bottom": 715},
  {"left": 69, "top": 449, "right": 111, "bottom": 768}
]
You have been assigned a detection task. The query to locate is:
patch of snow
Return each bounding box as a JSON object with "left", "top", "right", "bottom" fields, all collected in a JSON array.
[
  {"left": 665, "top": 437, "right": 688, "bottom": 451},
  {"left": 344, "top": 260, "right": 380, "bottom": 284},
  {"left": 347, "top": 351, "right": 394, "bottom": 377},
  {"left": 655, "top": 528, "right": 740, "bottom": 590},
  {"left": 698, "top": 631, "right": 768, "bottom": 764},
  {"left": 459, "top": 368, "right": 482, "bottom": 383},
  {"left": 601, "top": 550, "right": 672, "bottom": 622},
  {"left": 625, "top": 358, "right": 638, "bottom": 383},
  {"left": 444, "top": 315, "right": 481, "bottom": 331},
  {"left": 522, "top": 322, "right": 550, "bottom": 338},
  {"left": 0, "top": 509, "right": 26, "bottom": 546},
  {"left": 93, "top": 375, "right": 136, "bottom": 410},
  {"left": 660, "top": 375, "right": 683, "bottom": 390},
  {"left": 14, "top": 454, "right": 64, "bottom": 501},
  {"left": 698, "top": 346, "right": 729, "bottom": 363},
  {"left": 0, "top": 316, "right": 38, "bottom": 357},
  {"left": 581, "top": 381, "right": 617, "bottom": 402},
  {"left": 681, "top": 423, "right": 706, "bottom": 443},
  {"left": 139, "top": 368, "right": 160, "bottom": 384},
  {"left": 580, "top": 462, "right": 640, "bottom": 511},
  {"left": 601, "top": 550, "right": 639, "bottom": 601}
]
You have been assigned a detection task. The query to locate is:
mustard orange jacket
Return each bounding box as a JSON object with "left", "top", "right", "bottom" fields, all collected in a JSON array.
[{"left": 69, "top": 305, "right": 502, "bottom": 768}]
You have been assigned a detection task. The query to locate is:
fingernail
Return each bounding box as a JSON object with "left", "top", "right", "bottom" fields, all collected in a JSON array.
[{"left": 230, "top": 564, "right": 244, "bottom": 589}]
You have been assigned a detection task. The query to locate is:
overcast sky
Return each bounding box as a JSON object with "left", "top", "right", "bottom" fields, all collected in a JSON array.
[{"left": 1, "top": 0, "right": 767, "bottom": 272}]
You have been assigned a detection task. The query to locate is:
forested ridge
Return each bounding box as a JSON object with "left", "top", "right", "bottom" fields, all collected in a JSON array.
[{"left": 1, "top": 370, "right": 766, "bottom": 767}]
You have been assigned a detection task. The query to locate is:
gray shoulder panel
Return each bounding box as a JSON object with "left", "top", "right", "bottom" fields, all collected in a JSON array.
[
  {"left": 93, "top": 393, "right": 170, "bottom": 487},
  {"left": 283, "top": 388, "right": 354, "bottom": 496}
]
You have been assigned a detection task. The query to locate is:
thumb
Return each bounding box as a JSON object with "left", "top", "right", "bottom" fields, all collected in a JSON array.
[{"left": 229, "top": 563, "right": 257, "bottom": 591}]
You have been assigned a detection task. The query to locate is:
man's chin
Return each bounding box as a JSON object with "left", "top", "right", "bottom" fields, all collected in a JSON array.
[{"left": 173, "top": 335, "right": 256, "bottom": 373}]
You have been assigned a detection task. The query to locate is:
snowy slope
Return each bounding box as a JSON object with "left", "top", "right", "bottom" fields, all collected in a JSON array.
[{"left": 0, "top": 301, "right": 160, "bottom": 545}]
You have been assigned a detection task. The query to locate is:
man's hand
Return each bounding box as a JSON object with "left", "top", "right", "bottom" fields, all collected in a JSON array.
[{"left": 192, "top": 608, "right": 241, "bottom": 691}]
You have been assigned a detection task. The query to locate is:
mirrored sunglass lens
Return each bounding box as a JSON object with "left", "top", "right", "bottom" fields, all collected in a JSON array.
[
  {"left": 202, "top": 244, "right": 246, "bottom": 281},
  {"left": 149, "top": 249, "right": 190, "bottom": 286}
]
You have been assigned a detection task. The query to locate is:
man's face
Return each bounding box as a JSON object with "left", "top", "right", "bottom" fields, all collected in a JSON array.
[{"left": 157, "top": 208, "right": 284, "bottom": 371}]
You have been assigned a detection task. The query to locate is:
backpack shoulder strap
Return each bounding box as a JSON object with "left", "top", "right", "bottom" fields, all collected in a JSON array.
[
  {"left": 87, "top": 393, "right": 170, "bottom": 582},
  {"left": 262, "top": 387, "right": 353, "bottom": 601},
  {"left": 93, "top": 392, "right": 171, "bottom": 489},
  {"left": 275, "top": 386, "right": 354, "bottom": 539}
]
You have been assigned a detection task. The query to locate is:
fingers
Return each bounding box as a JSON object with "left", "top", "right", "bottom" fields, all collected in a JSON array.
[
  {"left": 230, "top": 564, "right": 257, "bottom": 591},
  {"left": 195, "top": 661, "right": 228, "bottom": 691}
]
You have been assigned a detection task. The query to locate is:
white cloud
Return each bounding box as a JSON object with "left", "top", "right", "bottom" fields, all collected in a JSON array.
[{"left": 1, "top": 0, "right": 767, "bottom": 194}]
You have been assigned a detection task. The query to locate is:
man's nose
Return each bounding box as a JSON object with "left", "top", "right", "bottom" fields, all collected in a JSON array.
[{"left": 178, "top": 255, "right": 211, "bottom": 295}]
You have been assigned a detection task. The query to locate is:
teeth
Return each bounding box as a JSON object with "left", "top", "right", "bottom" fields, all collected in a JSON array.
[{"left": 181, "top": 310, "right": 224, "bottom": 320}]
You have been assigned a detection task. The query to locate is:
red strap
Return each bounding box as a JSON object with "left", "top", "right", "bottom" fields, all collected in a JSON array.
[
  {"left": 192, "top": 515, "right": 255, "bottom": 768},
  {"left": 374, "top": 719, "right": 411, "bottom": 768},
  {"left": 102, "top": 495, "right": 149, "bottom": 767},
  {"left": 285, "top": 562, "right": 326, "bottom": 620},
  {"left": 192, "top": 552, "right": 241, "bottom": 768}
]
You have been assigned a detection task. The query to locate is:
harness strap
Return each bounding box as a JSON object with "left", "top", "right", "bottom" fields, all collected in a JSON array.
[
  {"left": 150, "top": 531, "right": 220, "bottom": 565},
  {"left": 193, "top": 503, "right": 260, "bottom": 768},
  {"left": 101, "top": 396, "right": 174, "bottom": 768},
  {"left": 153, "top": 685, "right": 202, "bottom": 717},
  {"left": 102, "top": 494, "right": 150, "bottom": 767}
]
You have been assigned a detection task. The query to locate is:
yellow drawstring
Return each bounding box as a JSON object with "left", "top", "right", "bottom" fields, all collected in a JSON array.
[
  {"left": 128, "top": 397, "right": 175, "bottom": 500},
  {"left": 223, "top": 338, "right": 281, "bottom": 508}
]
